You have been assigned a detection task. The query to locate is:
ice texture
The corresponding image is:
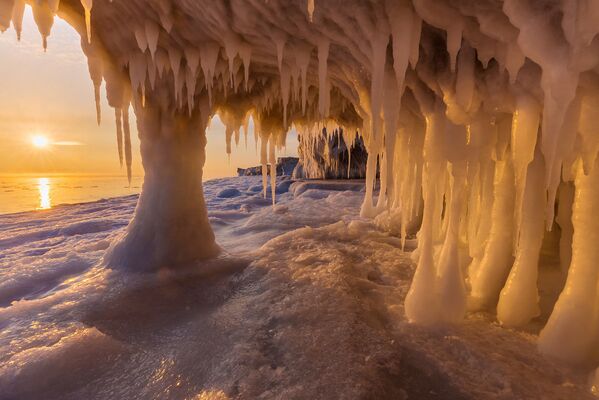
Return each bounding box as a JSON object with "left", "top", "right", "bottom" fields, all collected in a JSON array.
[
  {"left": 5, "top": 0, "right": 599, "bottom": 388},
  {"left": 0, "top": 177, "right": 595, "bottom": 399}
]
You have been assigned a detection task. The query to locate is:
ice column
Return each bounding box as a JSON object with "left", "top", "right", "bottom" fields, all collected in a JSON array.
[
  {"left": 468, "top": 158, "right": 515, "bottom": 310},
  {"left": 105, "top": 94, "right": 219, "bottom": 271},
  {"left": 496, "top": 149, "right": 545, "bottom": 327},
  {"left": 538, "top": 159, "right": 599, "bottom": 364}
]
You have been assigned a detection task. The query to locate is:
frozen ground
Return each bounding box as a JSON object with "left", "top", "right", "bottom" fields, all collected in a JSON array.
[{"left": 0, "top": 176, "right": 593, "bottom": 399}]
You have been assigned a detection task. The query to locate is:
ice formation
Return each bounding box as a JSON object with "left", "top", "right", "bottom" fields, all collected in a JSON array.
[{"left": 5, "top": 0, "right": 599, "bottom": 381}]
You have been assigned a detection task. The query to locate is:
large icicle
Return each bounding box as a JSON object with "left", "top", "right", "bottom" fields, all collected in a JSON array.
[
  {"left": 404, "top": 104, "right": 446, "bottom": 325},
  {"left": 435, "top": 161, "right": 468, "bottom": 323},
  {"left": 123, "top": 105, "right": 132, "bottom": 184},
  {"left": 468, "top": 158, "right": 515, "bottom": 311},
  {"left": 386, "top": 0, "right": 414, "bottom": 101},
  {"left": 496, "top": 149, "right": 545, "bottom": 327},
  {"left": 260, "top": 134, "right": 268, "bottom": 198},
  {"left": 105, "top": 93, "right": 218, "bottom": 271},
  {"left": 269, "top": 137, "right": 277, "bottom": 205},
  {"left": 114, "top": 108, "right": 124, "bottom": 167},
  {"left": 511, "top": 94, "right": 540, "bottom": 244},
  {"left": 538, "top": 159, "right": 599, "bottom": 364}
]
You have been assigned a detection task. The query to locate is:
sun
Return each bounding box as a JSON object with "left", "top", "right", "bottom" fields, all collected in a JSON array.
[{"left": 32, "top": 135, "right": 50, "bottom": 149}]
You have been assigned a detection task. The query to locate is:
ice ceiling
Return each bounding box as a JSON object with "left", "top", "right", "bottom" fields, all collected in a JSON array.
[{"left": 3, "top": 0, "right": 599, "bottom": 374}]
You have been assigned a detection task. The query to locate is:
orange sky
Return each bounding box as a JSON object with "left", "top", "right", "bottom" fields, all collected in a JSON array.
[{"left": 0, "top": 7, "right": 298, "bottom": 179}]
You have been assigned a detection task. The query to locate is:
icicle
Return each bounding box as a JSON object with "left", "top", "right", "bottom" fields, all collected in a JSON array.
[
  {"left": 185, "top": 68, "right": 197, "bottom": 116},
  {"left": 409, "top": 15, "right": 422, "bottom": 68},
  {"left": 405, "top": 162, "right": 443, "bottom": 325},
  {"left": 123, "top": 105, "right": 132, "bottom": 184},
  {"left": 11, "top": 0, "right": 25, "bottom": 41},
  {"left": 317, "top": 39, "right": 330, "bottom": 117},
  {"left": 155, "top": 49, "right": 169, "bottom": 78},
  {"left": 32, "top": 1, "right": 55, "bottom": 51},
  {"left": 225, "top": 125, "right": 233, "bottom": 156},
  {"left": 168, "top": 47, "right": 182, "bottom": 102},
  {"left": 147, "top": 55, "right": 157, "bottom": 90},
  {"left": 260, "top": 135, "right": 268, "bottom": 198},
  {"left": 556, "top": 182, "right": 574, "bottom": 274},
  {"left": 185, "top": 47, "right": 200, "bottom": 75},
  {"left": 243, "top": 115, "right": 250, "bottom": 149},
  {"left": 539, "top": 70, "right": 579, "bottom": 230},
  {"left": 80, "top": 0, "right": 92, "bottom": 43},
  {"left": 497, "top": 149, "right": 545, "bottom": 327},
  {"left": 0, "top": 0, "right": 14, "bottom": 33},
  {"left": 436, "top": 162, "right": 468, "bottom": 323},
  {"left": 378, "top": 67, "right": 401, "bottom": 210},
  {"left": 446, "top": 25, "right": 462, "bottom": 72},
  {"left": 128, "top": 53, "right": 147, "bottom": 102},
  {"left": 577, "top": 85, "right": 599, "bottom": 175},
  {"left": 539, "top": 159, "right": 599, "bottom": 364},
  {"left": 199, "top": 42, "right": 220, "bottom": 106},
  {"left": 307, "top": 0, "right": 315, "bottom": 21},
  {"left": 157, "top": 0, "right": 173, "bottom": 32},
  {"left": 505, "top": 43, "right": 525, "bottom": 84},
  {"left": 94, "top": 82, "right": 101, "bottom": 125},
  {"left": 290, "top": 62, "right": 300, "bottom": 105},
  {"left": 511, "top": 94, "right": 540, "bottom": 244},
  {"left": 347, "top": 137, "right": 352, "bottom": 179},
  {"left": 115, "top": 108, "right": 124, "bottom": 167},
  {"left": 239, "top": 43, "right": 251, "bottom": 91},
  {"left": 145, "top": 21, "right": 159, "bottom": 60},
  {"left": 272, "top": 32, "right": 286, "bottom": 75},
  {"left": 85, "top": 47, "right": 103, "bottom": 126},
  {"left": 468, "top": 158, "right": 515, "bottom": 311},
  {"left": 386, "top": 0, "right": 414, "bottom": 99},
  {"left": 280, "top": 64, "right": 291, "bottom": 129},
  {"left": 370, "top": 30, "right": 389, "bottom": 144},
  {"left": 404, "top": 103, "right": 446, "bottom": 324},
  {"left": 269, "top": 138, "right": 277, "bottom": 205},
  {"left": 224, "top": 35, "right": 239, "bottom": 88},
  {"left": 455, "top": 42, "right": 476, "bottom": 113},
  {"left": 295, "top": 44, "right": 312, "bottom": 115}
]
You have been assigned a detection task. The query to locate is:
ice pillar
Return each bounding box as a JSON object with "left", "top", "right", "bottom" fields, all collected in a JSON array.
[
  {"left": 538, "top": 159, "right": 599, "bottom": 364},
  {"left": 105, "top": 95, "right": 219, "bottom": 271}
]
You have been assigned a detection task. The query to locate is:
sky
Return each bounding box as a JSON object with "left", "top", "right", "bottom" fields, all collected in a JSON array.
[{"left": 0, "top": 6, "right": 298, "bottom": 179}]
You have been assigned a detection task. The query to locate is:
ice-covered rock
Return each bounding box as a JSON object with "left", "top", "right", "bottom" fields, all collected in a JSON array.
[
  {"left": 292, "top": 130, "right": 368, "bottom": 179},
  {"left": 237, "top": 157, "right": 298, "bottom": 177}
]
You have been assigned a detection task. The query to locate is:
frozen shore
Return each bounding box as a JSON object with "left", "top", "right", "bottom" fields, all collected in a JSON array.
[{"left": 0, "top": 176, "right": 593, "bottom": 399}]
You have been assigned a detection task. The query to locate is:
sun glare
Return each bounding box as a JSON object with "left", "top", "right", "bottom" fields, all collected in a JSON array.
[{"left": 32, "top": 135, "right": 50, "bottom": 149}]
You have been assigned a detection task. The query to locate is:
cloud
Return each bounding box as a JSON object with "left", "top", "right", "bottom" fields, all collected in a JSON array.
[{"left": 51, "top": 140, "right": 84, "bottom": 146}]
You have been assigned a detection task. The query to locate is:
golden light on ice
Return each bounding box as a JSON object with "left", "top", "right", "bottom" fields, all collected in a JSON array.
[
  {"left": 32, "top": 135, "right": 50, "bottom": 149},
  {"left": 37, "top": 177, "right": 51, "bottom": 210}
]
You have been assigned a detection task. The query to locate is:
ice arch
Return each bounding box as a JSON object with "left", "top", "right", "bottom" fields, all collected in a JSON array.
[{"left": 4, "top": 0, "right": 599, "bottom": 372}]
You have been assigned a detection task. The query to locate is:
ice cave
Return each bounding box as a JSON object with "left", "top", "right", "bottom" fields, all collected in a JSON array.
[{"left": 3, "top": 0, "right": 599, "bottom": 398}]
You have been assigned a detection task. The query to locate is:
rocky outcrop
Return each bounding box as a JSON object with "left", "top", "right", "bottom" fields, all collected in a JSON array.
[
  {"left": 237, "top": 157, "right": 299, "bottom": 177},
  {"left": 292, "top": 130, "right": 368, "bottom": 179}
]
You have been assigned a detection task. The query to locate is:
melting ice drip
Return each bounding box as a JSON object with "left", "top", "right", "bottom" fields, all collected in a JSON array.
[{"left": 3, "top": 0, "right": 599, "bottom": 383}]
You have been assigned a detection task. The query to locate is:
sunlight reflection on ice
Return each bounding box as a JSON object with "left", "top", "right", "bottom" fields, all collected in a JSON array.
[
  {"left": 193, "top": 389, "right": 229, "bottom": 400},
  {"left": 37, "top": 177, "right": 51, "bottom": 210}
]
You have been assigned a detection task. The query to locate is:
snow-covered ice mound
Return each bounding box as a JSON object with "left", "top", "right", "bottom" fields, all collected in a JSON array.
[{"left": 0, "top": 176, "right": 593, "bottom": 399}]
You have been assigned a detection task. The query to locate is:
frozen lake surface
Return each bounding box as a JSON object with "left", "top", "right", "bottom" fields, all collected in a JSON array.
[{"left": 0, "top": 176, "right": 593, "bottom": 399}]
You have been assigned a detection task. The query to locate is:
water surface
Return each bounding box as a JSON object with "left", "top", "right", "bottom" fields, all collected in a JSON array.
[{"left": 0, "top": 175, "right": 143, "bottom": 214}]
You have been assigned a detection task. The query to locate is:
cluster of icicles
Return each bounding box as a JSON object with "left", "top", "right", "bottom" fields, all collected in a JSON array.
[
  {"left": 294, "top": 129, "right": 364, "bottom": 179},
  {"left": 5, "top": 0, "right": 599, "bottom": 383}
]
